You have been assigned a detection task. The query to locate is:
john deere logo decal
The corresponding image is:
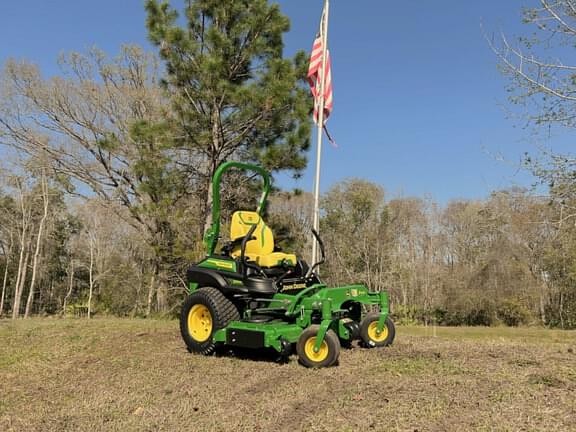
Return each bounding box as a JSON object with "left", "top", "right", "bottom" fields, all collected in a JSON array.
[{"left": 282, "top": 283, "right": 307, "bottom": 292}]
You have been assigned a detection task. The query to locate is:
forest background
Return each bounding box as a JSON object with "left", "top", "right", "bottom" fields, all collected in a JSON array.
[{"left": 1, "top": 0, "right": 576, "bottom": 329}]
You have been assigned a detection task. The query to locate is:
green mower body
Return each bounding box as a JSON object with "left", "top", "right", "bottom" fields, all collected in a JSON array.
[{"left": 181, "top": 162, "right": 395, "bottom": 368}]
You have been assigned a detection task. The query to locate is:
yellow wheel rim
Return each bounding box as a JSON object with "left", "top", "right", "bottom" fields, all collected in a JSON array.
[
  {"left": 187, "top": 304, "right": 213, "bottom": 342},
  {"left": 367, "top": 321, "right": 388, "bottom": 343},
  {"left": 304, "top": 337, "right": 329, "bottom": 363}
]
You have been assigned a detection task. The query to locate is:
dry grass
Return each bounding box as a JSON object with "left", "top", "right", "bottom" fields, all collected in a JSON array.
[{"left": 1, "top": 318, "right": 575, "bottom": 432}]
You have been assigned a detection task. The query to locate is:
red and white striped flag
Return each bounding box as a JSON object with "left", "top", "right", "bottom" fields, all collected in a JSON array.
[{"left": 307, "top": 15, "right": 333, "bottom": 125}]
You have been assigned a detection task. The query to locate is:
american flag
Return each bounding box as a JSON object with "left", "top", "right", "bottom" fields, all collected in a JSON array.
[{"left": 307, "top": 14, "right": 333, "bottom": 125}]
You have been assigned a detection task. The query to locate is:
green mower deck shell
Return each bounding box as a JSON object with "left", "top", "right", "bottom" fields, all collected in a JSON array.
[
  {"left": 208, "top": 283, "right": 389, "bottom": 353},
  {"left": 186, "top": 249, "right": 391, "bottom": 356}
]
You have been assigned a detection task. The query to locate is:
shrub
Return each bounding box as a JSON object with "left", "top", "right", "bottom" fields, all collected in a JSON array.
[{"left": 496, "top": 299, "right": 530, "bottom": 327}]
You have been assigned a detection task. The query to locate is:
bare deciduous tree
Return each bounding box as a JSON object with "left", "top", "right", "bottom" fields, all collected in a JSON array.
[
  {"left": 24, "top": 169, "right": 49, "bottom": 318},
  {"left": 0, "top": 46, "right": 193, "bottom": 314}
]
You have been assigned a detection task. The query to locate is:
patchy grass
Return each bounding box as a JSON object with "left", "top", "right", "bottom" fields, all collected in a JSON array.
[{"left": 1, "top": 319, "right": 575, "bottom": 431}]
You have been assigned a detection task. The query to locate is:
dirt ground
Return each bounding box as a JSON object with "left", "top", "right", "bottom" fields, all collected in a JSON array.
[{"left": 1, "top": 318, "right": 575, "bottom": 432}]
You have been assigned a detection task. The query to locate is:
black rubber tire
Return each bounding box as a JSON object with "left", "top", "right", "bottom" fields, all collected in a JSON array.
[
  {"left": 296, "top": 325, "right": 340, "bottom": 368},
  {"left": 360, "top": 313, "right": 395, "bottom": 348},
  {"left": 180, "top": 287, "right": 240, "bottom": 355}
]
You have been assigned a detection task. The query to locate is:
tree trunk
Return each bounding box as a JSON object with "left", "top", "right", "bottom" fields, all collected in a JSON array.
[
  {"left": 0, "top": 255, "right": 8, "bottom": 317},
  {"left": 63, "top": 260, "right": 75, "bottom": 316},
  {"left": 25, "top": 172, "right": 50, "bottom": 318},
  {"left": 539, "top": 282, "right": 547, "bottom": 325},
  {"left": 132, "top": 266, "right": 144, "bottom": 317},
  {"left": 146, "top": 271, "right": 156, "bottom": 317},
  {"left": 12, "top": 180, "right": 30, "bottom": 319},
  {"left": 49, "top": 280, "right": 54, "bottom": 306},
  {"left": 87, "top": 235, "right": 95, "bottom": 319},
  {"left": 12, "top": 240, "right": 30, "bottom": 319},
  {"left": 203, "top": 108, "right": 221, "bottom": 237},
  {"left": 0, "top": 232, "right": 13, "bottom": 317},
  {"left": 12, "top": 226, "right": 27, "bottom": 319},
  {"left": 559, "top": 291, "right": 565, "bottom": 329},
  {"left": 203, "top": 178, "right": 214, "bottom": 237},
  {"left": 156, "top": 277, "right": 167, "bottom": 313},
  {"left": 12, "top": 241, "right": 24, "bottom": 319},
  {"left": 202, "top": 160, "right": 219, "bottom": 241}
]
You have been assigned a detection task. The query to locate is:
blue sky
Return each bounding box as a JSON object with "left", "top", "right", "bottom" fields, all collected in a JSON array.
[{"left": 0, "top": 1, "right": 571, "bottom": 203}]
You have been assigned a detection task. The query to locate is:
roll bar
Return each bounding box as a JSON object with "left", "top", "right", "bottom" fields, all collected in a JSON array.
[{"left": 203, "top": 161, "right": 271, "bottom": 255}]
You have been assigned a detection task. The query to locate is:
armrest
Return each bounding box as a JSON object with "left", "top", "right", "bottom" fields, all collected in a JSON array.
[{"left": 221, "top": 234, "right": 256, "bottom": 255}]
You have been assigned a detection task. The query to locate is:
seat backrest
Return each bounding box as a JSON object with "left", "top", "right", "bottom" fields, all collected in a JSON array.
[{"left": 230, "top": 211, "right": 274, "bottom": 257}]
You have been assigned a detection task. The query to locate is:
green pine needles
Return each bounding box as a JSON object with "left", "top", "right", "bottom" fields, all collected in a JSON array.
[{"left": 145, "top": 0, "right": 312, "bottom": 175}]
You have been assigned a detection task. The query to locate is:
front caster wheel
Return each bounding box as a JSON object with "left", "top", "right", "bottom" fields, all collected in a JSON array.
[
  {"left": 360, "top": 313, "right": 395, "bottom": 348},
  {"left": 296, "top": 325, "right": 340, "bottom": 368}
]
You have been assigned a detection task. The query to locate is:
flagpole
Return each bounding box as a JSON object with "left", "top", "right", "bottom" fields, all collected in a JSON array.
[{"left": 311, "top": 0, "right": 330, "bottom": 267}]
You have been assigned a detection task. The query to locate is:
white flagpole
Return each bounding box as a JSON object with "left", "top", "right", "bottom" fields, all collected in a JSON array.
[{"left": 311, "top": 0, "right": 330, "bottom": 267}]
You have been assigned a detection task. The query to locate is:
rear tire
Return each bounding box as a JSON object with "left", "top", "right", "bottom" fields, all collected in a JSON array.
[
  {"left": 180, "top": 287, "right": 240, "bottom": 355},
  {"left": 360, "top": 313, "right": 395, "bottom": 348},
  {"left": 296, "top": 325, "right": 340, "bottom": 368}
]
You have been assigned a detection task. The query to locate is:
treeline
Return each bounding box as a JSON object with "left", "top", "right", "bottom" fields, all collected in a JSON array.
[
  {"left": 316, "top": 182, "right": 576, "bottom": 328},
  {"left": 271, "top": 182, "right": 576, "bottom": 328},
  {"left": 1, "top": 174, "right": 575, "bottom": 328}
]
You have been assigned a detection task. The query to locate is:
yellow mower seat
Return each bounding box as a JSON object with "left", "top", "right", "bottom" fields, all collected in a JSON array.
[{"left": 230, "top": 211, "right": 297, "bottom": 268}]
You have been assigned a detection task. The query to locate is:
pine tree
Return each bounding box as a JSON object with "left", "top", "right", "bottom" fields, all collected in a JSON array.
[{"left": 145, "top": 0, "right": 312, "bottom": 233}]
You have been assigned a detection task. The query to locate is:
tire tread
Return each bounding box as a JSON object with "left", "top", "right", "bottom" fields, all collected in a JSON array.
[{"left": 180, "top": 287, "right": 240, "bottom": 355}]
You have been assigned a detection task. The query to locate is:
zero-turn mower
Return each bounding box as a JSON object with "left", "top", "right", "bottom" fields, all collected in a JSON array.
[{"left": 180, "top": 161, "right": 395, "bottom": 367}]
